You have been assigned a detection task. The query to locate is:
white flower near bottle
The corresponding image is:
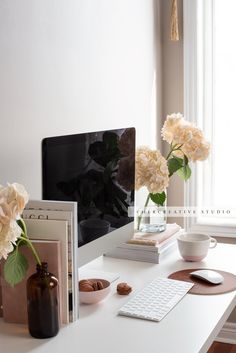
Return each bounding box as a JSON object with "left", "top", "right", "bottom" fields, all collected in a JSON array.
[
  {"left": 0, "top": 183, "right": 29, "bottom": 260},
  {"left": 0, "top": 183, "right": 59, "bottom": 338},
  {"left": 0, "top": 219, "right": 22, "bottom": 260},
  {"left": 0, "top": 182, "right": 41, "bottom": 287}
]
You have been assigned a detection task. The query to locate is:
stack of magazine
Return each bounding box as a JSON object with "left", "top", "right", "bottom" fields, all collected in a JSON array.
[
  {"left": 0, "top": 200, "right": 78, "bottom": 325},
  {"left": 105, "top": 223, "right": 182, "bottom": 263}
]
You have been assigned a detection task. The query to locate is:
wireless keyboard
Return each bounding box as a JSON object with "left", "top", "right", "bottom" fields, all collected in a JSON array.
[{"left": 118, "top": 277, "right": 194, "bottom": 322}]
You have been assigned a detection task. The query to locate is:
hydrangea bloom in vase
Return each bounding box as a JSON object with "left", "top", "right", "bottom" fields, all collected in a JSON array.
[
  {"left": 135, "top": 113, "right": 210, "bottom": 233},
  {"left": 0, "top": 183, "right": 59, "bottom": 338}
]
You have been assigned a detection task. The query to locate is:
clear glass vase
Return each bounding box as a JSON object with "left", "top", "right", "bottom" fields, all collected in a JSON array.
[
  {"left": 136, "top": 192, "right": 167, "bottom": 233},
  {"left": 138, "top": 204, "right": 167, "bottom": 233}
]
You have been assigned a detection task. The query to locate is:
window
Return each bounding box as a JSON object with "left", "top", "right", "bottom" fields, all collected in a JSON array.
[{"left": 184, "top": 0, "right": 236, "bottom": 237}]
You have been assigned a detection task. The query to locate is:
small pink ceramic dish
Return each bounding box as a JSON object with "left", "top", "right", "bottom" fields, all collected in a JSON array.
[{"left": 79, "top": 278, "right": 111, "bottom": 304}]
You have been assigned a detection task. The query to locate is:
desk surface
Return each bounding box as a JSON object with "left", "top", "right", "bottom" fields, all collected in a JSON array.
[{"left": 0, "top": 243, "right": 236, "bottom": 353}]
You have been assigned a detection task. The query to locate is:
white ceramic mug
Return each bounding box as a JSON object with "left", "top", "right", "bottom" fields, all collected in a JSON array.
[{"left": 177, "top": 232, "right": 217, "bottom": 262}]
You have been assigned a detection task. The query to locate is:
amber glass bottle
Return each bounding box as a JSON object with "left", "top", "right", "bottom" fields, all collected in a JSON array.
[{"left": 27, "top": 262, "right": 59, "bottom": 338}]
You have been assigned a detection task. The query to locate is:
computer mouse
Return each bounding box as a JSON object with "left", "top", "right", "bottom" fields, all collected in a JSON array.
[{"left": 190, "top": 270, "right": 224, "bottom": 284}]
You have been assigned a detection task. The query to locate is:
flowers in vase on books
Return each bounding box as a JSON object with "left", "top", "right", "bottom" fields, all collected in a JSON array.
[
  {"left": 0, "top": 183, "right": 41, "bottom": 286},
  {"left": 135, "top": 113, "right": 210, "bottom": 230},
  {"left": 135, "top": 148, "right": 169, "bottom": 230}
]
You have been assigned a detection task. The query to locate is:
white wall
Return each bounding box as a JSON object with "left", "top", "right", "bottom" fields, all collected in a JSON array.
[{"left": 0, "top": 0, "right": 161, "bottom": 198}]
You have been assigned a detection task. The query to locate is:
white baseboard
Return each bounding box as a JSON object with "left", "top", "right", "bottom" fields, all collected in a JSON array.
[{"left": 216, "top": 322, "right": 236, "bottom": 344}]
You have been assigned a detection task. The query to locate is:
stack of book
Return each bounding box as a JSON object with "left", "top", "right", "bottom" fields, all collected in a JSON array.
[
  {"left": 105, "top": 223, "right": 182, "bottom": 263},
  {"left": 0, "top": 200, "right": 78, "bottom": 325}
]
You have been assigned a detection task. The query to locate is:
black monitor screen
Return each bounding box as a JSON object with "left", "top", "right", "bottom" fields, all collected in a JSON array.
[{"left": 42, "top": 128, "right": 135, "bottom": 247}]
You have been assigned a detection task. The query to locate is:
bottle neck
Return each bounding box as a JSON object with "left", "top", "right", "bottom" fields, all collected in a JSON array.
[{"left": 36, "top": 262, "right": 48, "bottom": 274}]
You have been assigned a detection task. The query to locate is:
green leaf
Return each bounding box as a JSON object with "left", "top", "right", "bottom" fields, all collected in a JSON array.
[
  {"left": 4, "top": 250, "right": 28, "bottom": 287},
  {"left": 183, "top": 154, "right": 188, "bottom": 166},
  {"left": 177, "top": 164, "right": 192, "bottom": 181},
  {"left": 167, "top": 157, "right": 184, "bottom": 176},
  {"left": 150, "top": 191, "right": 166, "bottom": 206}
]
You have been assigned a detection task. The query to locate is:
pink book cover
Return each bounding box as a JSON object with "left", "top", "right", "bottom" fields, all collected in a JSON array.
[{"left": 0, "top": 240, "right": 62, "bottom": 324}]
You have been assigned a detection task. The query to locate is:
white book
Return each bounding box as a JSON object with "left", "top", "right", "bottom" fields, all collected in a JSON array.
[
  {"left": 132, "top": 223, "right": 181, "bottom": 243},
  {"left": 105, "top": 241, "right": 177, "bottom": 264},
  {"left": 25, "top": 200, "right": 78, "bottom": 322},
  {"left": 23, "top": 210, "right": 73, "bottom": 271},
  {"left": 105, "top": 228, "right": 183, "bottom": 263},
  {"left": 25, "top": 218, "right": 69, "bottom": 324},
  {"left": 117, "top": 233, "right": 178, "bottom": 253}
]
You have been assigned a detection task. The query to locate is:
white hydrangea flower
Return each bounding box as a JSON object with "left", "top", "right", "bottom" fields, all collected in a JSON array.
[
  {"left": 0, "top": 240, "right": 14, "bottom": 260},
  {"left": 0, "top": 183, "right": 29, "bottom": 260},
  {"left": 161, "top": 112, "right": 184, "bottom": 143},
  {"left": 0, "top": 220, "right": 22, "bottom": 260},
  {"left": 0, "top": 202, "right": 13, "bottom": 225},
  {"left": 135, "top": 147, "right": 169, "bottom": 194},
  {"left": 5, "top": 183, "right": 29, "bottom": 218},
  {"left": 161, "top": 113, "right": 210, "bottom": 161}
]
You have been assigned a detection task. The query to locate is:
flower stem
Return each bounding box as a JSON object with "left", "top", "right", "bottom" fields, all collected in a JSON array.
[
  {"left": 166, "top": 143, "right": 184, "bottom": 160},
  {"left": 137, "top": 194, "right": 150, "bottom": 231},
  {"left": 19, "top": 236, "right": 41, "bottom": 266},
  {"left": 166, "top": 149, "right": 173, "bottom": 160},
  {"left": 18, "top": 218, "right": 28, "bottom": 238}
]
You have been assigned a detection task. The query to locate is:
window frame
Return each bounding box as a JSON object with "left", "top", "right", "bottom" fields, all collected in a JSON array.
[{"left": 183, "top": 0, "right": 236, "bottom": 238}]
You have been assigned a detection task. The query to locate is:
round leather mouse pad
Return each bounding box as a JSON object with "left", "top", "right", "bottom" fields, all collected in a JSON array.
[{"left": 168, "top": 269, "right": 236, "bottom": 295}]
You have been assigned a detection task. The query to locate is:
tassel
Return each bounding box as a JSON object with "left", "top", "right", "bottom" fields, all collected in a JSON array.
[{"left": 170, "top": 0, "right": 179, "bottom": 41}]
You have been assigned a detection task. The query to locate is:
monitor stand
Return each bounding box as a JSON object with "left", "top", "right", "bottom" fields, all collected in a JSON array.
[{"left": 77, "top": 222, "right": 134, "bottom": 267}]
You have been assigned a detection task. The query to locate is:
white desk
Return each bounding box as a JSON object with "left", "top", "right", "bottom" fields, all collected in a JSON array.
[{"left": 0, "top": 243, "right": 236, "bottom": 353}]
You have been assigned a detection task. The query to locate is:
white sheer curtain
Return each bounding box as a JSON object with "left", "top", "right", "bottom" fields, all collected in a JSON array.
[{"left": 184, "top": 0, "right": 236, "bottom": 237}]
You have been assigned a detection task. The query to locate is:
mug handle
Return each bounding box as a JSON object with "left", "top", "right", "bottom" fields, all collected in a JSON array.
[{"left": 209, "top": 237, "right": 217, "bottom": 248}]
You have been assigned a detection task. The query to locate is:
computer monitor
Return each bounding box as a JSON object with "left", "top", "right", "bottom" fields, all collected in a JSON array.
[{"left": 42, "top": 128, "right": 135, "bottom": 266}]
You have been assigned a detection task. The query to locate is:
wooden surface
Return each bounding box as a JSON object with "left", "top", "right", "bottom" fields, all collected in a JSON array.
[
  {"left": 207, "top": 342, "right": 236, "bottom": 353},
  {"left": 168, "top": 268, "right": 236, "bottom": 295}
]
